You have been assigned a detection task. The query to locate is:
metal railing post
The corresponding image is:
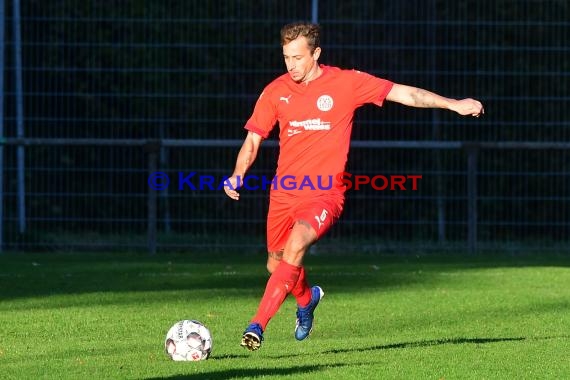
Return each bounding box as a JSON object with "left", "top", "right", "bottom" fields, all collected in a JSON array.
[
  {"left": 145, "top": 142, "right": 160, "bottom": 255},
  {"left": 0, "top": 0, "right": 5, "bottom": 252},
  {"left": 466, "top": 146, "right": 478, "bottom": 254},
  {"left": 13, "top": 0, "right": 26, "bottom": 236}
]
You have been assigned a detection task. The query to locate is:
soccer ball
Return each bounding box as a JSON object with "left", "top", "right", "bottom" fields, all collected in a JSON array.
[{"left": 164, "top": 320, "right": 213, "bottom": 361}]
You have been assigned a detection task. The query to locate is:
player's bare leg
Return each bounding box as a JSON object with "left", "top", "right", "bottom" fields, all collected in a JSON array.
[
  {"left": 282, "top": 220, "right": 317, "bottom": 266},
  {"left": 266, "top": 250, "right": 283, "bottom": 273}
]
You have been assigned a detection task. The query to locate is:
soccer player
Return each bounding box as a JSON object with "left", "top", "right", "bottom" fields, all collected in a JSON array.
[{"left": 224, "top": 21, "right": 484, "bottom": 351}]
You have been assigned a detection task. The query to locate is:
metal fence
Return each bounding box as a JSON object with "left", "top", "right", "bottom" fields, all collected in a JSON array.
[{"left": 1, "top": 1, "right": 569, "bottom": 253}]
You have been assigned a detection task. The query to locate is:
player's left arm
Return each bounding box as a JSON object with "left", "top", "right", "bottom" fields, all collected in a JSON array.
[{"left": 386, "top": 83, "right": 484, "bottom": 117}]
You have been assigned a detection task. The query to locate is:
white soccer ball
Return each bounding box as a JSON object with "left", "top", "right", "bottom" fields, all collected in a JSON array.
[{"left": 164, "top": 320, "right": 213, "bottom": 361}]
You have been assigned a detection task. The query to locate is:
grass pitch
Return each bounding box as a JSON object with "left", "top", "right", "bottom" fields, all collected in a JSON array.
[{"left": 0, "top": 251, "right": 569, "bottom": 379}]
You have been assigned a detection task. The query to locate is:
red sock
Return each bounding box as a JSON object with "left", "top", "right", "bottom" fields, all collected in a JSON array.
[
  {"left": 291, "top": 266, "right": 311, "bottom": 308},
  {"left": 252, "top": 261, "right": 301, "bottom": 331}
]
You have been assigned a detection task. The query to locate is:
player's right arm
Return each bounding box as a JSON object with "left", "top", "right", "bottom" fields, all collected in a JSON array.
[
  {"left": 225, "top": 81, "right": 279, "bottom": 200},
  {"left": 224, "top": 131, "right": 264, "bottom": 200}
]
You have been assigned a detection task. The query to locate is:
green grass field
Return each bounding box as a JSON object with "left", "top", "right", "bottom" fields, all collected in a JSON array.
[{"left": 0, "top": 251, "right": 569, "bottom": 379}]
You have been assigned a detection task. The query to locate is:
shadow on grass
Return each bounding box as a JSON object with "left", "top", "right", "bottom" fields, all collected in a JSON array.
[
  {"left": 334, "top": 335, "right": 569, "bottom": 356},
  {"left": 147, "top": 336, "right": 568, "bottom": 379},
  {"left": 0, "top": 251, "right": 434, "bottom": 300},
  {"left": 0, "top": 251, "right": 568, "bottom": 300},
  {"left": 145, "top": 363, "right": 347, "bottom": 380},
  {"left": 204, "top": 335, "right": 567, "bottom": 362},
  {"left": 323, "top": 336, "right": 527, "bottom": 354}
]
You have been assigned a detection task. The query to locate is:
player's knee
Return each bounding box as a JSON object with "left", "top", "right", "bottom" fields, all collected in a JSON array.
[
  {"left": 266, "top": 260, "right": 279, "bottom": 273},
  {"left": 288, "top": 221, "right": 317, "bottom": 253},
  {"left": 266, "top": 251, "right": 283, "bottom": 273},
  {"left": 286, "top": 234, "right": 312, "bottom": 257},
  {"left": 283, "top": 236, "right": 311, "bottom": 266}
]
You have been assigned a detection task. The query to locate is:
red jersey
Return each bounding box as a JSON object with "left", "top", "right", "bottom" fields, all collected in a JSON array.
[{"left": 245, "top": 65, "right": 394, "bottom": 197}]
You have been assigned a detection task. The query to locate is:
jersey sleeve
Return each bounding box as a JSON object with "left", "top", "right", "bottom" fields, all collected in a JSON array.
[
  {"left": 350, "top": 70, "right": 394, "bottom": 108},
  {"left": 244, "top": 85, "right": 278, "bottom": 139}
]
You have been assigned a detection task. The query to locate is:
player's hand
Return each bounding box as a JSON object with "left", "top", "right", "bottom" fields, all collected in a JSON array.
[
  {"left": 451, "top": 98, "right": 484, "bottom": 117},
  {"left": 224, "top": 175, "right": 241, "bottom": 200}
]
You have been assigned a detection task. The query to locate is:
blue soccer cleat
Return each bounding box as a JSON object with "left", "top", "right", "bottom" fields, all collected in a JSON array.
[
  {"left": 240, "top": 322, "right": 264, "bottom": 351},
  {"left": 295, "top": 286, "right": 324, "bottom": 341}
]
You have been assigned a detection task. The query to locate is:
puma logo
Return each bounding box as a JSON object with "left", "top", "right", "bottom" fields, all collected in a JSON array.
[
  {"left": 279, "top": 95, "right": 292, "bottom": 104},
  {"left": 315, "top": 209, "right": 328, "bottom": 230}
]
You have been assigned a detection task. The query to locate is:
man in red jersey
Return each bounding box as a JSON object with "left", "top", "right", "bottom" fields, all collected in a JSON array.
[{"left": 224, "top": 21, "right": 484, "bottom": 351}]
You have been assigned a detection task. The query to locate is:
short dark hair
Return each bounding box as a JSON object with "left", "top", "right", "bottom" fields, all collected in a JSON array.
[{"left": 280, "top": 22, "right": 320, "bottom": 53}]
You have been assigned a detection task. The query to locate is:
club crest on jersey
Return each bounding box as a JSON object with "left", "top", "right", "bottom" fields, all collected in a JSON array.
[{"left": 317, "top": 95, "right": 334, "bottom": 111}]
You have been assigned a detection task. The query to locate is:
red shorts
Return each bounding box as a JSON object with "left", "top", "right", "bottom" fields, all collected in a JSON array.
[{"left": 266, "top": 192, "right": 344, "bottom": 252}]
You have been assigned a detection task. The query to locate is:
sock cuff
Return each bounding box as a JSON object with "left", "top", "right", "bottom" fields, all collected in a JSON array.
[{"left": 275, "top": 260, "right": 302, "bottom": 284}]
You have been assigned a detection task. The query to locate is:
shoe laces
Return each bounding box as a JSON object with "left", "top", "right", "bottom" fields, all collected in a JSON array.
[{"left": 296, "top": 304, "right": 311, "bottom": 325}]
